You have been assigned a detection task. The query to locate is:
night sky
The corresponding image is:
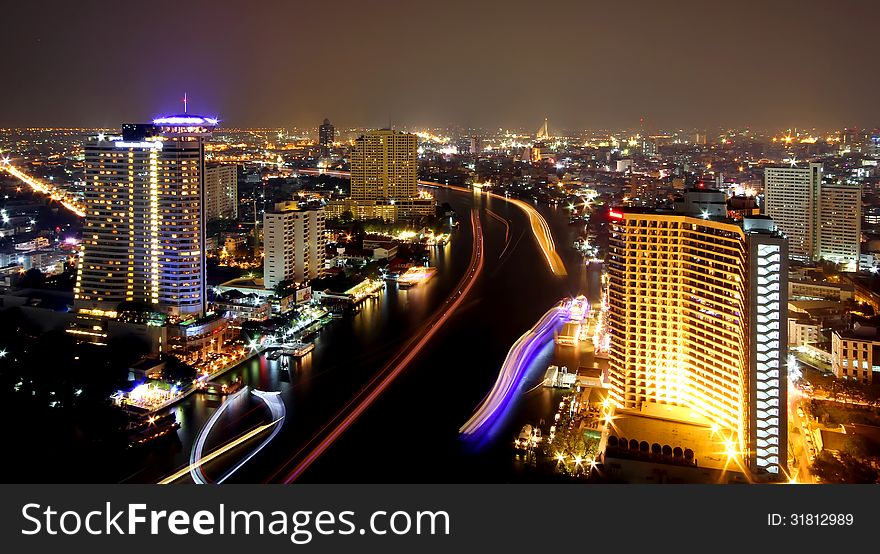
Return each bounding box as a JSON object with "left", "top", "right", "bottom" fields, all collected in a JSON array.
[{"left": 1, "top": 0, "right": 877, "bottom": 130}]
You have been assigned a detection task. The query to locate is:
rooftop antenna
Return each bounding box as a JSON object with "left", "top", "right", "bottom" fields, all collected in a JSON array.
[{"left": 182, "top": 92, "right": 188, "bottom": 114}]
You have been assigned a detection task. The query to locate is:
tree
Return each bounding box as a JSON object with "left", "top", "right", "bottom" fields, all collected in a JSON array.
[
  {"left": 16, "top": 268, "right": 45, "bottom": 289},
  {"left": 274, "top": 278, "right": 295, "bottom": 298}
]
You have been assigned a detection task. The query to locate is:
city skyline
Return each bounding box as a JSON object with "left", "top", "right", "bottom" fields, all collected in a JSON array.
[
  {"left": 2, "top": 1, "right": 880, "bottom": 130},
  {"left": 3, "top": 1, "right": 880, "bottom": 489}
]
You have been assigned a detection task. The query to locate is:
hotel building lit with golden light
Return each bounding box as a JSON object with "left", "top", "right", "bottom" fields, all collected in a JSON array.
[{"left": 606, "top": 190, "right": 788, "bottom": 480}]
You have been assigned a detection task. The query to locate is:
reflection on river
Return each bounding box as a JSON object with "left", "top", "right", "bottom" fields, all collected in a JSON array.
[{"left": 121, "top": 187, "right": 604, "bottom": 483}]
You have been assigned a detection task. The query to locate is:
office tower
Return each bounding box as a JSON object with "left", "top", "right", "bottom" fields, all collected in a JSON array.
[
  {"left": 319, "top": 118, "right": 335, "bottom": 158},
  {"left": 744, "top": 216, "right": 789, "bottom": 480},
  {"left": 74, "top": 114, "right": 216, "bottom": 320},
  {"left": 818, "top": 183, "right": 861, "bottom": 271},
  {"left": 763, "top": 163, "right": 822, "bottom": 260},
  {"left": 606, "top": 190, "right": 789, "bottom": 480},
  {"left": 263, "top": 204, "right": 325, "bottom": 289},
  {"left": 351, "top": 129, "right": 418, "bottom": 201},
  {"left": 205, "top": 163, "right": 238, "bottom": 221}
]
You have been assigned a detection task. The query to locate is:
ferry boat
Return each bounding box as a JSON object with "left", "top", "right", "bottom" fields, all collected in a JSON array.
[
  {"left": 515, "top": 424, "right": 542, "bottom": 450},
  {"left": 291, "top": 342, "right": 315, "bottom": 357},
  {"left": 278, "top": 341, "right": 315, "bottom": 358}
]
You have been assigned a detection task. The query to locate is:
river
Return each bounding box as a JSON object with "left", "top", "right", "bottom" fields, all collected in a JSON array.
[{"left": 119, "top": 187, "right": 604, "bottom": 483}]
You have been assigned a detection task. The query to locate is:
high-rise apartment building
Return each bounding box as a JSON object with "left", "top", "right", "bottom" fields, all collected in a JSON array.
[
  {"left": 74, "top": 115, "right": 217, "bottom": 320},
  {"left": 331, "top": 128, "right": 433, "bottom": 221},
  {"left": 606, "top": 190, "right": 789, "bottom": 480},
  {"left": 263, "top": 204, "right": 325, "bottom": 289},
  {"left": 351, "top": 129, "right": 418, "bottom": 201},
  {"left": 764, "top": 163, "right": 861, "bottom": 270},
  {"left": 204, "top": 163, "right": 238, "bottom": 221},
  {"left": 818, "top": 183, "right": 861, "bottom": 271},
  {"left": 763, "top": 163, "right": 822, "bottom": 261},
  {"left": 319, "top": 118, "right": 335, "bottom": 158}
]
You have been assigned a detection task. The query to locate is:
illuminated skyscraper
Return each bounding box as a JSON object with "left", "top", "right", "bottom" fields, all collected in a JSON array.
[
  {"left": 764, "top": 163, "right": 860, "bottom": 271},
  {"left": 763, "top": 163, "right": 821, "bottom": 260},
  {"left": 744, "top": 216, "right": 789, "bottom": 480},
  {"left": 74, "top": 114, "right": 217, "bottom": 320},
  {"left": 351, "top": 129, "right": 418, "bottom": 201},
  {"left": 331, "top": 128, "right": 433, "bottom": 221},
  {"left": 319, "top": 118, "right": 335, "bottom": 158},
  {"left": 606, "top": 190, "right": 788, "bottom": 480},
  {"left": 817, "top": 183, "right": 861, "bottom": 271}
]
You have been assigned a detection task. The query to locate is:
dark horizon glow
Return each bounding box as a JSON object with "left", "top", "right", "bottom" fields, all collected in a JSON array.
[{"left": 1, "top": 0, "right": 879, "bottom": 130}]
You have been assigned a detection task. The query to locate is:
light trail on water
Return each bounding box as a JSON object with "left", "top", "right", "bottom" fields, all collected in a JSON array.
[
  {"left": 296, "top": 168, "right": 566, "bottom": 277},
  {"left": 459, "top": 301, "right": 569, "bottom": 441},
  {"left": 273, "top": 208, "right": 485, "bottom": 483}
]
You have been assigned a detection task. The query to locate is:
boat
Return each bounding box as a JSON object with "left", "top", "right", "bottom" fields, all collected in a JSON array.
[
  {"left": 515, "top": 424, "right": 534, "bottom": 449},
  {"left": 125, "top": 413, "right": 180, "bottom": 448},
  {"left": 291, "top": 342, "right": 315, "bottom": 357},
  {"left": 278, "top": 341, "right": 315, "bottom": 358}
]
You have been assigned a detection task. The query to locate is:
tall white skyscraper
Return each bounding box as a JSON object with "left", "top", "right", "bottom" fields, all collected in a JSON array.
[
  {"left": 764, "top": 163, "right": 861, "bottom": 270},
  {"left": 205, "top": 163, "right": 238, "bottom": 221},
  {"left": 744, "top": 217, "right": 789, "bottom": 480},
  {"left": 763, "top": 163, "right": 822, "bottom": 261},
  {"left": 263, "top": 204, "right": 325, "bottom": 289},
  {"left": 74, "top": 115, "right": 217, "bottom": 320},
  {"left": 818, "top": 183, "right": 861, "bottom": 271}
]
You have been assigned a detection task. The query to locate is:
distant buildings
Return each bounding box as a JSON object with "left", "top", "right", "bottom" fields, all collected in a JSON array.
[
  {"left": 468, "top": 136, "right": 482, "bottom": 156},
  {"left": 817, "top": 183, "right": 861, "bottom": 270},
  {"left": 319, "top": 118, "right": 335, "bottom": 158},
  {"left": 763, "top": 164, "right": 822, "bottom": 260},
  {"left": 326, "top": 129, "right": 433, "bottom": 222},
  {"left": 204, "top": 163, "right": 238, "bottom": 221},
  {"left": 606, "top": 190, "right": 789, "bottom": 481},
  {"left": 263, "top": 203, "right": 325, "bottom": 289},
  {"left": 74, "top": 115, "right": 217, "bottom": 320},
  {"left": 763, "top": 163, "right": 861, "bottom": 271}
]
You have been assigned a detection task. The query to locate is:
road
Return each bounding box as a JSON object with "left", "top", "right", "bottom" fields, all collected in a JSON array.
[
  {"left": 788, "top": 386, "right": 817, "bottom": 483},
  {"left": 0, "top": 159, "right": 86, "bottom": 217},
  {"left": 270, "top": 208, "right": 486, "bottom": 483}
]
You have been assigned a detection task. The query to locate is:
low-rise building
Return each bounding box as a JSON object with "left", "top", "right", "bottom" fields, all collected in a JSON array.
[
  {"left": 213, "top": 290, "right": 271, "bottom": 323},
  {"left": 831, "top": 324, "right": 880, "bottom": 384},
  {"left": 789, "top": 279, "right": 854, "bottom": 301}
]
